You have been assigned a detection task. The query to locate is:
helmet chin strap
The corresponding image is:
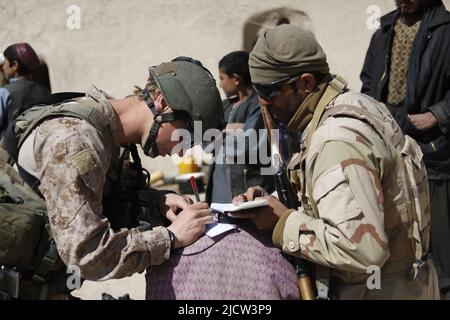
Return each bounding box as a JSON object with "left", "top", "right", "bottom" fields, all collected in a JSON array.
[{"left": 142, "top": 91, "right": 177, "bottom": 157}]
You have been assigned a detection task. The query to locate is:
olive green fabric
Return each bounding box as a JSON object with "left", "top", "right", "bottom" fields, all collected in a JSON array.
[
  {"left": 150, "top": 60, "right": 225, "bottom": 132},
  {"left": 0, "top": 188, "right": 47, "bottom": 271},
  {"left": 286, "top": 79, "right": 330, "bottom": 132}
]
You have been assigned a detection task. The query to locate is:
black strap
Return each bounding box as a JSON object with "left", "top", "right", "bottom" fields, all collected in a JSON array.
[
  {"left": 127, "top": 144, "right": 150, "bottom": 189},
  {"left": 32, "top": 241, "right": 61, "bottom": 284},
  {"left": 143, "top": 122, "right": 160, "bottom": 156},
  {"left": 28, "top": 92, "right": 85, "bottom": 108},
  {"left": 11, "top": 92, "right": 86, "bottom": 125},
  {"left": 128, "top": 144, "right": 142, "bottom": 169},
  {"left": 142, "top": 92, "right": 178, "bottom": 157},
  {"left": 143, "top": 91, "right": 155, "bottom": 114},
  {"left": 158, "top": 113, "right": 177, "bottom": 122},
  {"left": 17, "top": 165, "right": 43, "bottom": 197}
]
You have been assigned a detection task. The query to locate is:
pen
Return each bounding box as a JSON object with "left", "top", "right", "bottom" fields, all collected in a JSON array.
[
  {"left": 190, "top": 175, "right": 219, "bottom": 222},
  {"left": 189, "top": 175, "right": 201, "bottom": 203}
]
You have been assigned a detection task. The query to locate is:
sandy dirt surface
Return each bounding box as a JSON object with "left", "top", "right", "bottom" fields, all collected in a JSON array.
[{"left": 72, "top": 272, "right": 146, "bottom": 300}]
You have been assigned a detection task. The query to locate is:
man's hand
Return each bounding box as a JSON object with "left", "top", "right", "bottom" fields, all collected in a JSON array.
[
  {"left": 229, "top": 195, "right": 288, "bottom": 231},
  {"left": 408, "top": 112, "right": 438, "bottom": 130},
  {"left": 232, "top": 186, "right": 269, "bottom": 205},
  {"left": 167, "top": 202, "right": 213, "bottom": 249},
  {"left": 160, "top": 193, "right": 193, "bottom": 222}
]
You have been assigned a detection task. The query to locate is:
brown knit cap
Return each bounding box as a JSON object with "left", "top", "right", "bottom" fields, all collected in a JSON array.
[{"left": 249, "top": 24, "right": 329, "bottom": 84}]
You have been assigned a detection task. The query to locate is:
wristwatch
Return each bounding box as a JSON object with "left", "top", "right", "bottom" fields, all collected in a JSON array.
[{"left": 167, "top": 229, "right": 176, "bottom": 251}]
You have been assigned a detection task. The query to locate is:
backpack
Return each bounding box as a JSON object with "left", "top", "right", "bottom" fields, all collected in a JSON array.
[{"left": 0, "top": 147, "right": 65, "bottom": 299}]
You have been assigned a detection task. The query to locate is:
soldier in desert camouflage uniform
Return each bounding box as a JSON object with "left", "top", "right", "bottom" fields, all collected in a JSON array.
[
  {"left": 1, "top": 57, "right": 224, "bottom": 298},
  {"left": 232, "top": 24, "right": 439, "bottom": 299}
]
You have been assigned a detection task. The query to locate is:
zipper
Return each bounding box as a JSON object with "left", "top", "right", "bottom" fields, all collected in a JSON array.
[
  {"left": 377, "top": 24, "right": 395, "bottom": 100},
  {"left": 430, "top": 141, "right": 437, "bottom": 151}
]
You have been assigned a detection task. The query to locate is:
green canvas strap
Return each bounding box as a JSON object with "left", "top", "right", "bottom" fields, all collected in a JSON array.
[
  {"left": 303, "top": 75, "right": 348, "bottom": 216},
  {"left": 17, "top": 99, "right": 110, "bottom": 152},
  {"left": 301, "top": 75, "right": 347, "bottom": 300},
  {"left": 0, "top": 148, "right": 23, "bottom": 185},
  {"left": 305, "top": 75, "right": 348, "bottom": 148}
]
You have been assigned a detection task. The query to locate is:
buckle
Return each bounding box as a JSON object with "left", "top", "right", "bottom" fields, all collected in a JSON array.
[
  {"left": 415, "top": 260, "right": 427, "bottom": 269},
  {"left": 32, "top": 274, "right": 46, "bottom": 283},
  {"left": 329, "top": 75, "right": 348, "bottom": 93},
  {"left": 42, "top": 254, "right": 58, "bottom": 267},
  {"left": 316, "top": 278, "right": 330, "bottom": 300},
  {"left": 0, "top": 266, "right": 20, "bottom": 299},
  {"left": 410, "top": 260, "right": 428, "bottom": 280}
]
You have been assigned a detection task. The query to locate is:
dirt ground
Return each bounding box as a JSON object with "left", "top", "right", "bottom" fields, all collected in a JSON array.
[{"left": 72, "top": 272, "right": 146, "bottom": 300}]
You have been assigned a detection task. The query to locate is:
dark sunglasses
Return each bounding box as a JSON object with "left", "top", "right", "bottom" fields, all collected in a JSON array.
[{"left": 253, "top": 75, "right": 300, "bottom": 100}]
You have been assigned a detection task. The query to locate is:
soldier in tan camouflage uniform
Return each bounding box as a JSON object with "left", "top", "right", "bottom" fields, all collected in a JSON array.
[
  {"left": 232, "top": 24, "right": 439, "bottom": 299},
  {"left": 11, "top": 58, "right": 224, "bottom": 285}
]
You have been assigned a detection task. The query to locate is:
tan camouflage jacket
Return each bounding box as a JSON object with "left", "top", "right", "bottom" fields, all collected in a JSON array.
[
  {"left": 272, "top": 89, "right": 439, "bottom": 299},
  {"left": 17, "top": 87, "right": 171, "bottom": 281}
]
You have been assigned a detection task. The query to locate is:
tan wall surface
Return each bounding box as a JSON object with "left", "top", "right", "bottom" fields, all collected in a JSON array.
[{"left": 2, "top": 0, "right": 449, "bottom": 174}]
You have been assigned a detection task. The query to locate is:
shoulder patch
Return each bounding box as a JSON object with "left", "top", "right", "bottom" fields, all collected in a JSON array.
[{"left": 71, "top": 149, "right": 97, "bottom": 175}]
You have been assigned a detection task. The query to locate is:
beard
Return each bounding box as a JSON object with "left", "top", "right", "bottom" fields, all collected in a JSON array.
[{"left": 396, "top": 0, "right": 435, "bottom": 16}]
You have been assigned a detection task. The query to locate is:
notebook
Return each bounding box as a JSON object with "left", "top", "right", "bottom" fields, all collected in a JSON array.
[
  {"left": 210, "top": 199, "right": 268, "bottom": 213},
  {"left": 205, "top": 223, "right": 237, "bottom": 238},
  {"left": 204, "top": 199, "right": 268, "bottom": 238}
]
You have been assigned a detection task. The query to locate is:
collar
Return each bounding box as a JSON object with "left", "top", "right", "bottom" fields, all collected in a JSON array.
[
  {"left": 428, "top": 2, "right": 450, "bottom": 28},
  {"left": 380, "top": 10, "right": 401, "bottom": 30},
  {"left": 9, "top": 77, "right": 25, "bottom": 83},
  {"left": 380, "top": 2, "right": 449, "bottom": 30},
  {"left": 286, "top": 78, "right": 330, "bottom": 133}
]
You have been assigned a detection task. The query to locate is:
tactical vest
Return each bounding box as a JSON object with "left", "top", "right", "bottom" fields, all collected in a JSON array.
[
  {"left": 288, "top": 79, "right": 430, "bottom": 285},
  {"left": 0, "top": 95, "right": 162, "bottom": 299}
]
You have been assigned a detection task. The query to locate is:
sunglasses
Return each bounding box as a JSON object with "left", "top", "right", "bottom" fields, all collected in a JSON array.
[{"left": 253, "top": 75, "right": 300, "bottom": 101}]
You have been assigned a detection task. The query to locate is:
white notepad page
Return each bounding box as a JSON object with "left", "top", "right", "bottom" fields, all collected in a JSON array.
[{"left": 210, "top": 199, "right": 268, "bottom": 213}]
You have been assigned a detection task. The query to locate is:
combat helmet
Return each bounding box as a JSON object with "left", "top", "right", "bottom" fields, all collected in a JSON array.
[{"left": 142, "top": 57, "right": 225, "bottom": 157}]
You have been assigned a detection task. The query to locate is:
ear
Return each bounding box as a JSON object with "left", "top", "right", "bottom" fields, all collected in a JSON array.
[
  {"left": 232, "top": 73, "right": 241, "bottom": 86},
  {"left": 154, "top": 94, "right": 168, "bottom": 113},
  {"left": 11, "top": 60, "right": 19, "bottom": 71},
  {"left": 297, "top": 73, "right": 316, "bottom": 94}
]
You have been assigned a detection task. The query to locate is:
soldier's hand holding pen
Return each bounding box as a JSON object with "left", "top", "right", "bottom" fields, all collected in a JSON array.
[
  {"left": 159, "top": 193, "right": 193, "bottom": 222},
  {"left": 231, "top": 186, "right": 289, "bottom": 231},
  {"left": 167, "top": 202, "right": 213, "bottom": 249}
]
